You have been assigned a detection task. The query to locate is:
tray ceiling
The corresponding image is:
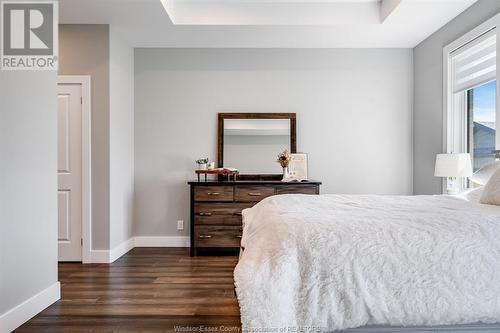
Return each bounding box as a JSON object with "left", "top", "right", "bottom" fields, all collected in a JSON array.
[{"left": 59, "top": 0, "right": 479, "bottom": 48}]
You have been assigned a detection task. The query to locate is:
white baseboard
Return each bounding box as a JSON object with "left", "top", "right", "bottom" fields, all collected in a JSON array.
[
  {"left": 90, "top": 237, "right": 135, "bottom": 263},
  {"left": 90, "top": 249, "right": 111, "bottom": 263},
  {"left": 89, "top": 236, "right": 189, "bottom": 263},
  {"left": 109, "top": 237, "right": 135, "bottom": 263},
  {"left": 134, "top": 236, "right": 190, "bottom": 247},
  {"left": 0, "top": 281, "right": 60, "bottom": 333}
]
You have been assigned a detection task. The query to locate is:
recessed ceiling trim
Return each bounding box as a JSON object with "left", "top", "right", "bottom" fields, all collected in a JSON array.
[
  {"left": 380, "top": 0, "right": 402, "bottom": 22},
  {"left": 160, "top": 0, "right": 175, "bottom": 24},
  {"left": 161, "top": 0, "right": 400, "bottom": 26}
]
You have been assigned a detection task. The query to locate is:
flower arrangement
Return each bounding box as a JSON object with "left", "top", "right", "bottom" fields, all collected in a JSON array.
[
  {"left": 196, "top": 158, "right": 209, "bottom": 165},
  {"left": 276, "top": 150, "right": 291, "bottom": 168},
  {"left": 196, "top": 158, "right": 209, "bottom": 170}
]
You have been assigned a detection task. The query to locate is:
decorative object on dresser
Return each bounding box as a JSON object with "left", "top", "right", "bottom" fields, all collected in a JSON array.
[
  {"left": 195, "top": 168, "right": 239, "bottom": 182},
  {"left": 195, "top": 158, "right": 209, "bottom": 170},
  {"left": 287, "top": 153, "right": 308, "bottom": 182},
  {"left": 291, "top": 153, "right": 308, "bottom": 180},
  {"left": 276, "top": 149, "right": 292, "bottom": 181},
  {"left": 188, "top": 180, "right": 321, "bottom": 256}
]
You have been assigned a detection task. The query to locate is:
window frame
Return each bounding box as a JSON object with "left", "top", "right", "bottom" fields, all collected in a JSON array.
[{"left": 443, "top": 14, "right": 500, "bottom": 193}]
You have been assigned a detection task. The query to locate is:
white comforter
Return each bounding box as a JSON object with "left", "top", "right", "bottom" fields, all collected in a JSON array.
[{"left": 234, "top": 194, "right": 500, "bottom": 331}]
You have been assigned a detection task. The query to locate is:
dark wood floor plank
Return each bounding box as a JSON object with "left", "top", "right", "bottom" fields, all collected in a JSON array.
[
  {"left": 15, "top": 248, "right": 241, "bottom": 333},
  {"left": 19, "top": 316, "right": 241, "bottom": 333}
]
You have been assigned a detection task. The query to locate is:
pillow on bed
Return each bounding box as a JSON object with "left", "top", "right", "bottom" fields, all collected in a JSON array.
[
  {"left": 480, "top": 167, "right": 500, "bottom": 205},
  {"left": 470, "top": 160, "right": 500, "bottom": 185},
  {"left": 459, "top": 186, "right": 484, "bottom": 203}
]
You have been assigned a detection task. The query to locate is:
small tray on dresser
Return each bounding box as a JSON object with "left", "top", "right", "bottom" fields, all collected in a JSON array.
[
  {"left": 195, "top": 169, "right": 239, "bottom": 181},
  {"left": 188, "top": 180, "right": 321, "bottom": 256}
]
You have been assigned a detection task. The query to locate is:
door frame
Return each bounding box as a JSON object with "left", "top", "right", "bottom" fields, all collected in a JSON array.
[{"left": 57, "top": 75, "right": 92, "bottom": 263}]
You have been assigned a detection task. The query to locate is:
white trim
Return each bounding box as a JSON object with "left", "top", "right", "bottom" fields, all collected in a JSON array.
[
  {"left": 134, "top": 236, "right": 190, "bottom": 248},
  {"left": 57, "top": 75, "right": 92, "bottom": 263},
  {"left": 0, "top": 282, "right": 60, "bottom": 333},
  {"left": 109, "top": 238, "right": 135, "bottom": 263},
  {"left": 89, "top": 237, "right": 189, "bottom": 263},
  {"left": 90, "top": 250, "right": 110, "bottom": 264},
  {"left": 442, "top": 13, "right": 500, "bottom": 193}
]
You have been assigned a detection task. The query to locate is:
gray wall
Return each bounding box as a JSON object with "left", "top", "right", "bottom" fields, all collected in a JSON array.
[
  {"left": 413, "top": 0, "right": 500, "bottom": 194},
  {"left": 0, "top": 71, "right": 58, "bottom": 316},
  {"left": 59, "top": 25, "right": 110, "bottom": 250},
  {"left": 109, "top": 27, "right": 135, "bottom": 248},
  {"left": 134, "top": 48, "right": 413, "bottom": 237}
]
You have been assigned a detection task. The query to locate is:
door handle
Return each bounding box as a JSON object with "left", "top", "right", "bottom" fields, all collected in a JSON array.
[
  {"left": 235, "top": 235, "right": 242, "bottom": 239},
  {"left": 198, "top": 235, "right": 212, "bottom": 239},
  {"left": 248, "top": 192, "right": 262, "bottom": 196},
  {"left": 207, "top": 192, "right": 220, "bottom": 196}
]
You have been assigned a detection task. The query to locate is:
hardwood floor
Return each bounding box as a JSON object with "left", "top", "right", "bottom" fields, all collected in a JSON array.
[{"left": 16, "top": 248, "right": 241, "bottom": 333}]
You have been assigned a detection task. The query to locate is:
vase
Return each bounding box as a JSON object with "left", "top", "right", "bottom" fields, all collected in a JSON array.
[{"left": 282, "top": 167, "right": 291, "bottom": 181}]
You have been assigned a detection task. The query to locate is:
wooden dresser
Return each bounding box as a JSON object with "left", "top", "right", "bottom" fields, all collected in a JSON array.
[{"left": 188, "top": 180, "right": 321, "bottom": 256}]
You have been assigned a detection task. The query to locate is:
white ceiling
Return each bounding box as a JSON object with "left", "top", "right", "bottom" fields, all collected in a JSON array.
[{"left": 59, "top": 0, "right": 479, "bottom": 48}]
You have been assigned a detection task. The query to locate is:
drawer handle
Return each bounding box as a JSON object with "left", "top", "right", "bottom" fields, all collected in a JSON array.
[
  {"left": 207, "top": 192, "right": 220, "bottom": 196},
  {"left": 235, "top": 235, "right": 243, "bottom": 239},
  {"left": 248, "top": 192, "right": 262, "bottom": 196},
  {"left": 198, "top": 235, "right": 212, "bottom": 239},
  {"left": 198, "top": 212, "right": 212, "bottom": 216},
  {"left": 233, "top": 212, "right": 243, "bottom": 216}
]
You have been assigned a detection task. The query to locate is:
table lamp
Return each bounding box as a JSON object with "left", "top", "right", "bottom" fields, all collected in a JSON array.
[{"left": 434, "top": 153, "right": 472, "bottom": 194}]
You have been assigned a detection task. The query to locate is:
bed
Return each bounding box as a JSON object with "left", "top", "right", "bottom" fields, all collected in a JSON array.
[{"left": 234, "top": 193, "right": 500, "bottom": 332}]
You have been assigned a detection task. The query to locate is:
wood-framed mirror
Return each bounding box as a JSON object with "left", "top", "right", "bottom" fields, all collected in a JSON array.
[{"left": 218, "top": 113, "right": 297, "bottom": 180}]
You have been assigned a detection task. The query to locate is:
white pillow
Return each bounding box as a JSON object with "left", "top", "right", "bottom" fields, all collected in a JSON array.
[
  {"left": 470, "top": 160, "right": 500, "bottom": 185},
  {"left": 480, "top": 167, "right": 500, "bottom": 206},
  {"left": 458, "top": 186, "right": 484, "bottom": 203}
]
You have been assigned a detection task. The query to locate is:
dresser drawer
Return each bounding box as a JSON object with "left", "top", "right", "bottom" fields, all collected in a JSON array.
[
  {"left": 195, "top": 226, "right": 243, "bottom": 248},
  {"left": 194, "top": 186, "right": 234, "bottom": 202},
  {"left": 235, "top": 186, "right": 275, "bottom": 202},
  {"left": 194, "top": 202, "right": 253, "bottom": 225},
  {"left": 276, "top": 185, "right": 318, "bottom": 195}
]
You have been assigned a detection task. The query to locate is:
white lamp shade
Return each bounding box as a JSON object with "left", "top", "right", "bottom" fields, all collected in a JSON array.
[{"left": 434, "top": 153, "right": 473, "bottom": 178}]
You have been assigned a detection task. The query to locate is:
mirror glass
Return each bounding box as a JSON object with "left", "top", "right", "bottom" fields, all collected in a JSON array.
[{"left": 223, "top": 119, "right": 291, "bottom": 174}]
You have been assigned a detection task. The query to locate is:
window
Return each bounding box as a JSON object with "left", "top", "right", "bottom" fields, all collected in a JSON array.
[
  {"left": 444, "top": 16, "right": 499, "bottom": 192},
  {"left": 467, "top": 80, "right": 496, "bottom": 172}
]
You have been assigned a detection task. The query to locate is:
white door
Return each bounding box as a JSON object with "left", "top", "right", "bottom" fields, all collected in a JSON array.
[{"left": 58, "top": 83, "right": 83, "bottom": 261}]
